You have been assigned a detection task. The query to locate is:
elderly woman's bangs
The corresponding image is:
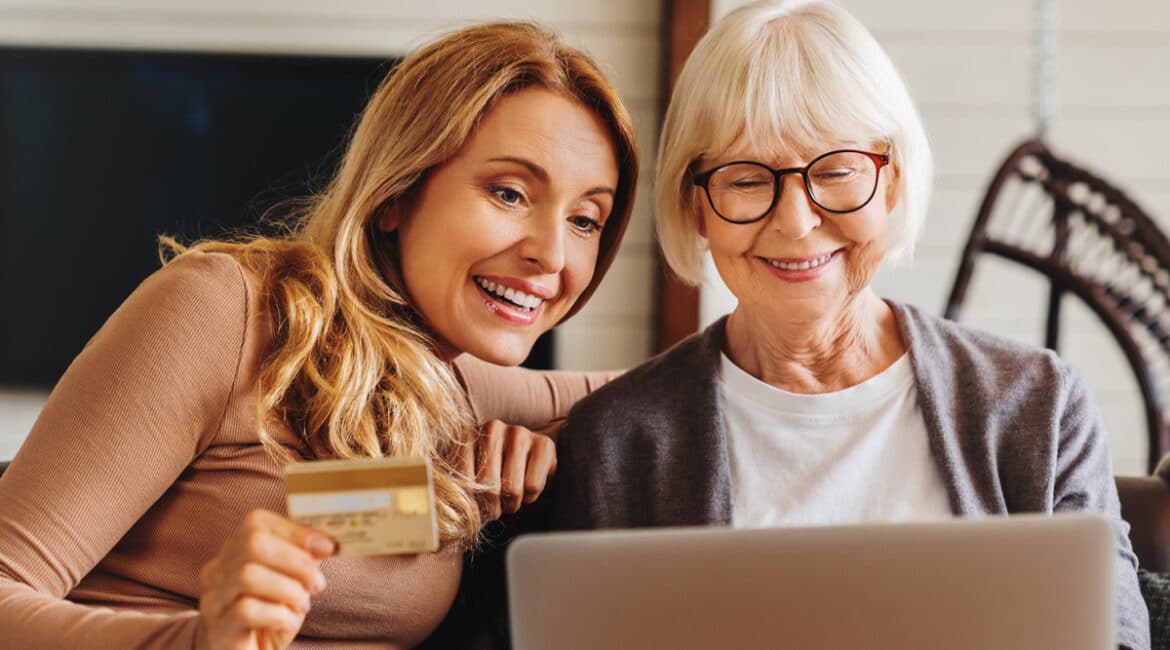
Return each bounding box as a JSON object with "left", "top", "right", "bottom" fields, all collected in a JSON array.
[{"left": 734, "top": 21, "right": 892, "bottom": 158}]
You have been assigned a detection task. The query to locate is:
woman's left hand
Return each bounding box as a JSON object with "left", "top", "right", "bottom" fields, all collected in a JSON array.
[{"left": 471, "top": 419, "right": 562, "bottom": 521}]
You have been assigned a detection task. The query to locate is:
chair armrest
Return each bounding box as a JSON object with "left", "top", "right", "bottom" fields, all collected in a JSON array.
[{"left": 1117, "top": 475, "right": 1170, "bottom": 573}]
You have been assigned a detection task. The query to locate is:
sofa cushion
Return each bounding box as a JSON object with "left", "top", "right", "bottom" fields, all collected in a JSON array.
[
  {"left": 1117, "top": 476, "right": 1170, "bottom": 573},
  {"left": 1139, "top": 569, "right": 1170, "bottom": 650}
]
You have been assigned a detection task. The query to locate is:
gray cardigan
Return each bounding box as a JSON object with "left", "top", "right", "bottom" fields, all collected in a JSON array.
[{"left": 550, "top": 301, "right": 1150, "bottom": 650}]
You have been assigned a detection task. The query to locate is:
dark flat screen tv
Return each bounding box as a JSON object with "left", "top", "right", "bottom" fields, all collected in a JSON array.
[{"left": 0, "top": 46, "right": 553, "bottom": 387}]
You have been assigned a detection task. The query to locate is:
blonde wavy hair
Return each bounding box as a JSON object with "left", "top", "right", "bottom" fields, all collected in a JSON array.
[{"left": 163, "top": 22, "right": 638, "bottom": 548}]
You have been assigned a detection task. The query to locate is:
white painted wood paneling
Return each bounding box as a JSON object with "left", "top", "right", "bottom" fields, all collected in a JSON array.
[
  {"left": 551, "top": 321, "right": 655, "bottom": 371},
  {"left": 0, "top": 0, "right": 660, "bottom": 27},
  {"left": 0, "top": 5, "right": 661, "bottom": 104},
  {"left": 573, "top": 244, "right": 658, "bottom": 319},
  {"left": 0, "top": 390, "right": 48, "bottom": 460}
]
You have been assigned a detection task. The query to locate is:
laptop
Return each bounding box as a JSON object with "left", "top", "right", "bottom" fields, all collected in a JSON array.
[{"left": 507, "top": 514, "right": 1115, "bottom": 649}]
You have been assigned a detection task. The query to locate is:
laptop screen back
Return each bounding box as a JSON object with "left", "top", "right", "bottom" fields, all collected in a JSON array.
[{"left": 507, "top": 514, "right": 1114, "bottom": 650}]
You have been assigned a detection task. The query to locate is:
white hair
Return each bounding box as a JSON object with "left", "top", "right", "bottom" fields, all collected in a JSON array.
[{"left": 655, "top": 0, "right": 933, "bottom": 285}]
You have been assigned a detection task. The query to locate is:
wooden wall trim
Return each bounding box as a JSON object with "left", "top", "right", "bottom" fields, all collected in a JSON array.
[{"left": 655, "top": 0, "right": 707, "bottom": 353}]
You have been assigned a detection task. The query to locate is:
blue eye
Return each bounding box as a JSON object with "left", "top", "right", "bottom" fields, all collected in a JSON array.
[
  {"left": 569, "top": 216, "right": 602, "bottom": 234},
  {"left": 490, "top": 184, "right": 524, "bottom": 205}
]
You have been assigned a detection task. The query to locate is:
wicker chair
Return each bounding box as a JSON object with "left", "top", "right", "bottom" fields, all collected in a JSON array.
[{"left": 944, "top": 138, "right": 1170, "bottom": 473}]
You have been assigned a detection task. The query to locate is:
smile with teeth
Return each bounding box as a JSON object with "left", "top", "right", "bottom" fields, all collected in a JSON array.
[
  {"left": 766, "top": 253, "right": 834, "bottom": 271},
  {"left": 474, "top": 277, "right": 545, "bottom": 312}
]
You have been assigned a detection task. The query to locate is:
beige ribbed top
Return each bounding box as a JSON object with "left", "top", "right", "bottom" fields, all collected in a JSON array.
[{"left": 0, "top": 251, "right": 612, "bottom": 649}]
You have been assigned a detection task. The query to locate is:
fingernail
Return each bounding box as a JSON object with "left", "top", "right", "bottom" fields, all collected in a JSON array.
[
  {"left": 313, "top": 571, "right": 327, "bottom": 594},
  {"left": 300, "top": 594, "right": 312, "bottom": 612},
  {"left": 308, "top": 535, "right": 336, "bottom": 557}
]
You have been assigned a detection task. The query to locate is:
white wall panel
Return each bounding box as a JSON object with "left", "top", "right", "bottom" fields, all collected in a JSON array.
[
  {"left": 575, "top": 246, "right": 658, "bottom": 319},
  {"left": 553, "top": 321, "right": 655, "bottom": 371},
  {"left": 622, "top": 183, "right": 659, "bottom": 249},
  {"left": 0, "top": 0, "right": 660, "bottom": 28},
  {"left": 0, "top": 389, "right": 47, "bottom": 460},
  {"left": 846, "top": 2, "right": 1032, "bottom": 33},
  {"left": 1058, "top": 0, "right": 1170, "bottom": 33}
]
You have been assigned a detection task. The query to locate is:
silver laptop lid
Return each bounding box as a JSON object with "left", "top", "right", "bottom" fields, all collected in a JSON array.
[{"left": 507, "top": 514, "right": 1115, "bottom": 650}]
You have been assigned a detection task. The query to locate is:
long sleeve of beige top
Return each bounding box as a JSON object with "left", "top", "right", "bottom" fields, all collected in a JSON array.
[{"left": 0, "top": 251, "right": 615, "bottom": 649}]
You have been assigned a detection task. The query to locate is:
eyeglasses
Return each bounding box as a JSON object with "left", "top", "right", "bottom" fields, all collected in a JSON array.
[{"left": 691, "top": 149, "right": 890, "bottom": 224}]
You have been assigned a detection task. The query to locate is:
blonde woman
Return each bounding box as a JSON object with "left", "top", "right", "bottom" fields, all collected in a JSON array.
[
  {"left": 549, "top": 2, "right": 1149, "bottom": 648},
  {"left": 0, "top": 22, "right": 636, "bottom": 649}
]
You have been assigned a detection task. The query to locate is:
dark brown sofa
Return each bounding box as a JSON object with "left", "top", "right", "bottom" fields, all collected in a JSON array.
[
  {"left": 1118, "top": 474, "right": 1170, "bottom": 574},
  {"left": 1118, "top": 469, "right": 1170, "bottom": 648}
]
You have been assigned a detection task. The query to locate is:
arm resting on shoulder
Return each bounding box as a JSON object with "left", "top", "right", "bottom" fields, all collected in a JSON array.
[{"left": 453, "top": 355, "right": 620, "bottom": 431}]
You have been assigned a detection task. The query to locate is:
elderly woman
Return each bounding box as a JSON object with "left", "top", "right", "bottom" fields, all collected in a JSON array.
[{"left": 548, "top": 1, "right": 1149, "bottom": 648}]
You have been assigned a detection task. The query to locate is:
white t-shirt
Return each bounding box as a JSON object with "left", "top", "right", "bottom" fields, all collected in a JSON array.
[{"left": 718, "top": 351, "right": 953, "bottom": 528}]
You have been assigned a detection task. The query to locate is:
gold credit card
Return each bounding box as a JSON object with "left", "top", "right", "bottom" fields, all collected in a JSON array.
[{"left": 284, "top": 456, "right": 439, "bottom": 556}]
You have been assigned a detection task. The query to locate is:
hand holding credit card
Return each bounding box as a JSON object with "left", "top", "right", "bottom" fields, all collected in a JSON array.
[{"left": 284, "top": 456, "right": 440, "bottom": 556}]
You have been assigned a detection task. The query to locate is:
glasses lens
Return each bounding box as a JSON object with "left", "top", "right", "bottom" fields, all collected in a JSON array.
[
  {"left": 807, "top": 151, "right": 879, "bottom": 212},
  {"left": 706, "top": 163, "right": 775, "bottom": 222}
]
